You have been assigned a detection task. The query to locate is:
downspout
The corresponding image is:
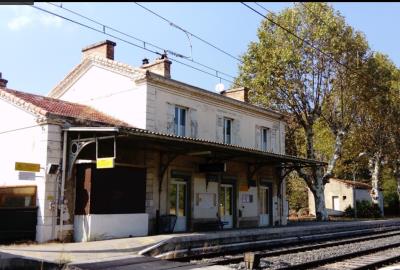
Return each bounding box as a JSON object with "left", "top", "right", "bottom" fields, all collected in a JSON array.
[{"left": 59, "top": 130, "right": 68, "bottom": 240}]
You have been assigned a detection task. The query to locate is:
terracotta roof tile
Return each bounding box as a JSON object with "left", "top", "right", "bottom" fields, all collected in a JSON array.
[
  {"left": 331, "top": 178, "right": 373, "bottom": 190},
  {"left": 0, "top": 88, "right": 132, "bottom": 127}
]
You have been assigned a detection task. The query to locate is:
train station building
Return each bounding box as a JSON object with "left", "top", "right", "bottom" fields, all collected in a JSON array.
[{"left": 0, "top": 40, "right": 324, "bottom": 243}]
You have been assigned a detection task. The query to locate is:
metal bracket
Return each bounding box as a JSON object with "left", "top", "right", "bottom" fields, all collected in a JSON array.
[{"left": 68, "top": 135, "right": 117, "bottom": 177}]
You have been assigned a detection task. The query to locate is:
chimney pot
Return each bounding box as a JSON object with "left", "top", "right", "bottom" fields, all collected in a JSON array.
[
  {"left": 0, "top": 73, "right": 8, "bottom": 88},
  {"left": 82, "top": 40, "right": 116, "bottom": 60}
]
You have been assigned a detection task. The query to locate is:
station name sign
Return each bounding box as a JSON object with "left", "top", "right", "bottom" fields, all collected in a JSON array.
[{"left": 199, "top": 163, "right": 226, "bottom": 173}]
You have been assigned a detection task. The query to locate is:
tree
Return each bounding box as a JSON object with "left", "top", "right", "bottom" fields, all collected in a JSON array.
[
  {"left": 351, "top": 53, "right": 398, "bottom": 210},
  {"left": 236, "top": 2, "right": 369, "bottom": 220}
]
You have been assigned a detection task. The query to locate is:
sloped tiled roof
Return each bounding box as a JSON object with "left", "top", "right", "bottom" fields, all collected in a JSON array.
[
  {"left": 331, "top": 178, "right": 374, "bottom": 190},
  {"left": 0, "top": 88, "right": 131, "bottom": 127}
]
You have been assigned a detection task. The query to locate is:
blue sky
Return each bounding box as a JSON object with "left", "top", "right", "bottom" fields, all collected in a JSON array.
[{"left": 0, "top": 2, "right": 399, "bottom": 96}]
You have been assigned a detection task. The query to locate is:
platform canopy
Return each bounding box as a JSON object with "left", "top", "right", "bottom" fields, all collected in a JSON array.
[
  {"left": 116, "top": 127, "right": 326, "bottom": 169},
  {"left": 65, "top": 126, "right": 326, "bottom": 169}
]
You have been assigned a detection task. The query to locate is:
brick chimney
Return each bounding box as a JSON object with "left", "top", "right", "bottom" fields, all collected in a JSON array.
[
  {"left": 141, "top": 54, "right": 172, "bottom": 79},
  {"left": 220, "top": 87, "right": 249, "bottom": 103},
  {"left": 0, "top": 73, "right": 8, "bottom": 88},
  {"left": 82, "top": 40, "right": 116, "bottom": 60}
]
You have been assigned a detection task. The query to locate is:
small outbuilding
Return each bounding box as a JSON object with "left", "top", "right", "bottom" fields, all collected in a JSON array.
[{"left": 308, "top": 178, "right": 384, "bottom": 216}]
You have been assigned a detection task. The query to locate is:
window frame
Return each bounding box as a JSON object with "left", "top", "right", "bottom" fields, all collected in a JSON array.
[
  {"left": 223, "top": 117, "right": 233, "bottom": 144},
  {"left": 174, "top": 105, "right": 187, "bottom": 137},
  {"left": 261, "top": 127, "right": 269, "bottom": 151}
]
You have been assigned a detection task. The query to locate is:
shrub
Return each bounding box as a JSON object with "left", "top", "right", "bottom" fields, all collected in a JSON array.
[
  {"left": 344, "top": 205, "right": 354, "bottom": 217},
  {"left": 355, "top": 200, "right": 382, "bottom": 218}
]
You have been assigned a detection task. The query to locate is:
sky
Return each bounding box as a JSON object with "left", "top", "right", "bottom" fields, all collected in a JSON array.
[{"left": 0, "top": 2, "right": 399, "bottom": 96}]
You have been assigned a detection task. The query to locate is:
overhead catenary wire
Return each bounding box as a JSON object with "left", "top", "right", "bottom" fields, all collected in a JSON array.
[
  {"left": 134, "top": 2, "right": 243, "bottom": 63},
  {"left": 29, "top": 3, "right": 236, "bottom": 85},
  {"left": 46, "top": 2, "right": 236, "bottom": 81}
]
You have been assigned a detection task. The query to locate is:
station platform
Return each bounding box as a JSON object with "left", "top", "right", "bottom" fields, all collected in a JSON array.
[{"left": 1, "top": 219, "right": 400, "bottom": 269}]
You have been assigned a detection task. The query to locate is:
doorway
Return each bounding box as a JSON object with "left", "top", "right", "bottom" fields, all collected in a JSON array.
[
  {"left": 169, "top": 180, "right": 187, "bottom": 232},
  {"left": 259, "top": 186, "right": 270, "bottom": 226},
  {"left": 219, "top": 184, "right": 233, "bottom": 229},
  {"left": 332, "top": 196, "right": 340, "bottom": 211}
]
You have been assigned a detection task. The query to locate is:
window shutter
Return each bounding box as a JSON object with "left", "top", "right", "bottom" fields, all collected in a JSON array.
[
  {"left": 255, "top": 125, "right": 261, "bottom": 149},
  {"left": 166, "top": 103, "right": 175, "bottom": 134},
  {"left": 216, "top": 115, "right": 223, "bottom": 143},
  {"left": 271, "top": 128, "right": 277, "bottom": 153},
  {"left": 189, "top": 108, "right": 198, "bottom": 138},
  {"left": 232, "top": 119, "right": 241, "bottom": 145}
]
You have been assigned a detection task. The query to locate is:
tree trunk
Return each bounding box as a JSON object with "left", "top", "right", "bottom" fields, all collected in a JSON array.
[
  {"left": 314, "top": 168, "right": 329, "bottom": 220},
  {"left": 322, "top": 130, "right": 345, "bottom": 183},
  {"left": 305, "top": 127, "right": 315, "bottom": 159},
  {"left": 369, "top": 152, "right": 382, "bottom": 208},
  {"left": 298, "top": 126, "right": 330, "bottom": 221}
]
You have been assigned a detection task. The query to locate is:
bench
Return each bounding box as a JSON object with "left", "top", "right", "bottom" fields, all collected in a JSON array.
[{"left": 194, "top": 220, "right": 229, "bottom": 231}]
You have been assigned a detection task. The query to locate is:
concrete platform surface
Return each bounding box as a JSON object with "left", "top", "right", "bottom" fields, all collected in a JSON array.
[{"left": 0, "top": 218, "right": 399, "bottom": 267}]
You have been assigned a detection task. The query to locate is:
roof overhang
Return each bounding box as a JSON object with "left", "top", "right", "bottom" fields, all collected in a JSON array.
[{"left": 116, "top": 127, "right": 326, "bottom": 168}]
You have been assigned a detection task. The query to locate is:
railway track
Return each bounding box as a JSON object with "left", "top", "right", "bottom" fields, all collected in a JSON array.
[
  {"left": 186, "top": 228, "right": 400, "bottom": 269},
  {"left": 279, "top": 243, "right": 400, "bottom": 270}
]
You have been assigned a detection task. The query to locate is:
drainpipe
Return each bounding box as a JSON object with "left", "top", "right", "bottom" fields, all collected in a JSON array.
[{"left": 59, "top": 130, "right": 68, "bottom": 241}]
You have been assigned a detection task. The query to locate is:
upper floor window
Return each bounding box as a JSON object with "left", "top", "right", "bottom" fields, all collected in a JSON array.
[
  {"left": 261, "top": 127, "right": 269, "bottom": 151},
  {"left": 223, "top": 118, "right": 232, "bottom": 144},
  {"left": 174, "top": 106, "right": 187, "bottom": 136}
]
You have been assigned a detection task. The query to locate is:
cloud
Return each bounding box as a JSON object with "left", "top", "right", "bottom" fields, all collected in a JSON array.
[
  {"left": 7, "top": 16, "right": 32, "bottom": 31},
  {"left": 6, "top": 4, "right": 63, "bottom": 31}
]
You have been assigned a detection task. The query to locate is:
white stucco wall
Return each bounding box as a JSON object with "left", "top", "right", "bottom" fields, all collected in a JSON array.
[
  {"left": 58, "top": 65, "right": 147, "bottom": 129},
  {"left": 74, "top": 214, "right": 148, "bottom": 242},
  {"left": 0, "top": 99, "right": 62, "bottom": 242},
  {"left": 309, "top": 179, "right": 384, "bottom": 216}
]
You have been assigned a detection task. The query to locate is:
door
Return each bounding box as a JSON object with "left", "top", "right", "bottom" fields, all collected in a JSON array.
[
  {"left": 332, "top": 196, "right": 340, "bottom": 211},
  {"left": 259, "top": 186, "right": 270, "bottom": 226},
  {"left": 169, "top": 180, "right": 187, "bottom": 232},
  {"left": 219, "top": 184, "right": 233, "bottom": 229}
]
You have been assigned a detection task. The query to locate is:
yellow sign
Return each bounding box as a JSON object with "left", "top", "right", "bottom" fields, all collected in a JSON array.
[
  {"left": 96, "top": 158, "right": 115, "bottom": 169},
  {"left": 15, "top": 162, "right": 40, "bottom": 172}
]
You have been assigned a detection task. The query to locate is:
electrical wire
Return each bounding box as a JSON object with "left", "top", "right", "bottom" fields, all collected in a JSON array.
[
  {"left": 0, "top": 124, "right": 42, "bottom": 135},
  {"left": 134, "top": 2, "right": 243, "bottom": 63},
  {"left": 47, "top": 2, "right": 236, "bottom": 80},
  {"left": 29, "top": 4, "right": 236, "bottom": 84}
]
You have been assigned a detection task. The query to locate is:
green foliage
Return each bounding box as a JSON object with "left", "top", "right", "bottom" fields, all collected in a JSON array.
[
  {"left": 286, "top": 173, "right": 309, "bottom": 211},
  {"left": 236, "top": 2, "right": 400, "bottom": 219},
  {"left": 382, "top": 167, "right": 400, "bottom": 215},
  {"left": 344, "top": 205, "right": 354, "bottom": 217},
  {"left": 356, "top": 200, "right": 382, "bottom": 218}
]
